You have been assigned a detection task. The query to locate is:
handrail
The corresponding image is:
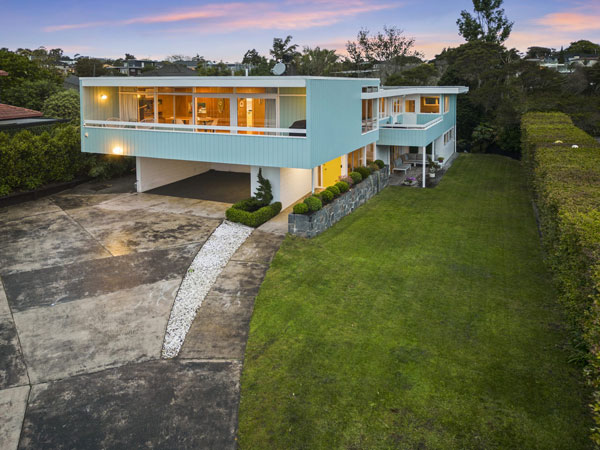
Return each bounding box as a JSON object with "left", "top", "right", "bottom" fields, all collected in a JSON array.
[
  {"left": 381, "top": 116, "right": 443, "bottom": 130},
  {"left": 83, "top": 119, "right": 306, "bottom": 136}
]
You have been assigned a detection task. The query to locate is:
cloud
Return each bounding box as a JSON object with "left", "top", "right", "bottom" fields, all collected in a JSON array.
[
  {"left": 535, "top": 12, "right": 600, "bottom": 32},
  {"left": 44, "top": 0, "right": 397, "bottom": 33}
]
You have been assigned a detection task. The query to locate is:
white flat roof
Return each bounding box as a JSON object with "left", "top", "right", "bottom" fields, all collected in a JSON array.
[
  {"left": 80, "top": 75, "right": 379, "bottom": 88},
  {"left": 362, "top": 86, "right": 469, "bottom": 99}
]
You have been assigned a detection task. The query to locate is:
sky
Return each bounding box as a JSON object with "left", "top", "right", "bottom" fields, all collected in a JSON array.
[{"left": 1, "top": 0, "right": 599, "bottom": 61}]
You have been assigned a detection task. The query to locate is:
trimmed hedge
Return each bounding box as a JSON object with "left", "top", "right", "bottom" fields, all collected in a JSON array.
[
  {"left": 335, "top": 181, "right": 349, "bottom": 193},
  {"left": 304, "top": 195, "right": 322, "bottom": 212},
  {"left": 374, "top": 159, "right": 385, "bottom": 169},
  {"left": 522, "top": 112, "right": 600, "bottom": 444},
  {"left": 317, "top": 189, "right": 333, "bottom": 204},
  {"left": 293, "top": 202, "right": 308, "bottom": 214},
  {"left": 355, "top": 166, "right": 371, "bottom": 179},
  {"left": 349, "top": 171, "right": 362, "bottom": 184},
  {"left": 0, "top": 124, "right": 134, "bottom": 196},
  {"left": 326, "top": 185, "right": 340, "bottom": 197},
  {"left": 226, "top": 201, "right": 282, "bottom": 227}
]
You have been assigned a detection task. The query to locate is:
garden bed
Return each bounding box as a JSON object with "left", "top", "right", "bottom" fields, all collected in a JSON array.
[{"left": 288, "top": 166, "right": 389, "bottom": 238}]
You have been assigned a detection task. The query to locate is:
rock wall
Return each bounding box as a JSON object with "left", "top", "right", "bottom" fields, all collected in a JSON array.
[{"left": 288, "top": 166, "right": 390, "bottom": 238}]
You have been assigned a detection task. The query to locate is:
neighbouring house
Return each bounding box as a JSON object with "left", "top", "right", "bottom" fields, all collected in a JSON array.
[
  {"left": 0, "top": 103, "right": 65, "bottom": 131},
  {"left": 141, "top": 64, "right": 197, "bottom": 77},
  {"left": 79, "top": 76, "right": 468, "bottom": 206}
]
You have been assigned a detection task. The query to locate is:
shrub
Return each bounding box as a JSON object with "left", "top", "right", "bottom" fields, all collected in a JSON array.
[
  {"left": 232, "top": 197, "right": 263, "bottom": 212},
  {"left": 522, "top": 112, "right": 600, "bottom": 445},
  {"left": 349, "top": 171, "right": 362, "bottom": 184},
  {"left": 368, "top": 162, "right": 380, "bottom": 172},
  {"left": 226, "top": 201, "right": 282, "bottom": 227},
  {"left": 335, "top": 181, "right": 349, "bottom": 193},
  {"left": 355, "top": 166, "right": 371, "bottom": 179},
  {"left": 374, "top": 159, "right": 385, "bottom": 169},
  {"left": 42, "top": 90, "right": 80, "bottom": 124},
  {"left": 319, "top": 189, "right": 334, "bottom": 204},
  {"left": 326, "top": 185, "right": 340, "bottom": 197},
  {"left": 293, "top": 202, "right": 309, "bottom": 214},
  {"left": 304, "top": 195, "right": 322, "bottom": 212},
  {"left": 254, "top": 168, "right": 273, "bottom": 206},
  {"left": 339, "top": 176, "right": 354, "bottom": 187}
]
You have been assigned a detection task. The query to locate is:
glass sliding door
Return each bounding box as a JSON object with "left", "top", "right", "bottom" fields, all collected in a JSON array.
[
  {"left": 237, "top": 97, "right": 276, "bottom": 134},
  {"left": 195, "top": 97, "right": 230, "bottom": 132}
]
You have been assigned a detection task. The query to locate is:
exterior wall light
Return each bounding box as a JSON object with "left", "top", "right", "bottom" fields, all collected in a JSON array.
[
  {"left": 112, "top": 146, "right": 123, "bottom": 155},
  {"left": 100, "top": 94, "right": 108, "bottom": 100}
]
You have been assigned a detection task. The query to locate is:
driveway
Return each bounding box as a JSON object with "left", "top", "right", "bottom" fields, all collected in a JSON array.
[{"left": 0, "top": 177, "right": 282, "bottom": 449}]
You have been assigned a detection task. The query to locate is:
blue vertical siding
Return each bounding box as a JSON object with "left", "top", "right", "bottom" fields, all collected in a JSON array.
[{"left": 306, "top": 78, "right": 378, "bottom": 167}]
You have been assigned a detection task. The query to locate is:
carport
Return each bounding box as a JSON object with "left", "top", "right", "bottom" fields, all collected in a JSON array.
[{"left": 147, "top": 170, "right": 250, "bottom": 203}]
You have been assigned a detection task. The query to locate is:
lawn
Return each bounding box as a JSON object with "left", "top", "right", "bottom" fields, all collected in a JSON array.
[{"left": 238, "top": 154, "right": 592, "bottom": 449}]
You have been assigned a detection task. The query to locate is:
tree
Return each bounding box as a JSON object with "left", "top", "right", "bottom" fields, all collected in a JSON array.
[
  {"left": 566, "top": 40, "right": 600, "bottom": 56},
  {"left": 457, "top": 0, "right": 513, "bottom": 44},
  {"left": 2, "top": 79, "right": 61, "bottom": 110},
  {"left": 386, "top": 64, "right": 439, "bottom": 86},
  {"left": 297, "top": 47, "right": 340, "bottom": 76},
  {"left": 525, "top": 46, "right": 554, "bottom": 59},
  {"left": 254, "top": 168, "right": 273, "bottom": 206},
  {"left": 197, "top": 61, "right": 231, "bottom": 76},
  {"left": 345, "top": 27, "right": 422, "bottom": 78},
  {"left": 270, "top": 36, "right": 300, "bottom": 64},
  {"left": 242, "top": 49, "right": 273, "bottom": 75},
  {"left": 74, "top": 57, "right": 108, "bottom": 77},
  {"left": 42, "top": 90, "right": 80, "bottom": 123},
  {"left": 125, "top": 53, "right": 136, "bottom": 60}
]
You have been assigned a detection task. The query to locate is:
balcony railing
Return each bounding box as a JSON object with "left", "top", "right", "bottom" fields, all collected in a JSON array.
[
  {"left": 83, "top": 119, "right": 306, "bottom": 138},
  {"left": 380, "top": 115, "right": 443, "bottom": 130}
]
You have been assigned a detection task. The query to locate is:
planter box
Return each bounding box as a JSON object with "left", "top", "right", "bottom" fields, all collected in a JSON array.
[{"left": 288, "top": 166, "right": 390, "bottom": 238}]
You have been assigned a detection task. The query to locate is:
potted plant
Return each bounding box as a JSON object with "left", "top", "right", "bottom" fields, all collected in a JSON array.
[
  {"left": 402, "top": 177, "right": 417, "bottom": 186},
  {"left": 437, "top": 156, "right": 444, "bottom": 164},
  {"left": 427, "top": 157, "right": 439, "bottom": 178}
]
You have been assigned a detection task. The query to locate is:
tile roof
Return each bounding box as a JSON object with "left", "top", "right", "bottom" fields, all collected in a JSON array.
[
  {"left": 0, "top": 103, "right": 44, "bottom": 120},
  {"left": 0, "top": 69, "right": 8, "bottom": 76}
]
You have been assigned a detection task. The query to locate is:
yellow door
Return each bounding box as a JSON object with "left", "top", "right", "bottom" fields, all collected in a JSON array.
[{"left": 322, "top": 156, "right": 341, "bottom": 187}]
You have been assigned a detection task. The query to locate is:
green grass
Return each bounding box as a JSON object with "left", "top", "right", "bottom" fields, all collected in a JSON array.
[{"left": 238, "top": 154, "right": 592, "bottom": 449}]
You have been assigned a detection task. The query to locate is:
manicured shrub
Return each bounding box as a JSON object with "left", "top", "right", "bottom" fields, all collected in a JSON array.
[
  {"left": 319, "top": 189, "right": 334, "bottom": 204},
  {"left": 326, "top": 185, "right": 340, "bottom": 197},
  {"left": 368, "top": 162, "right": 379, "bottom": 172},
  {"left": 349, "top": 171, "right": 362, "bottom": 184},
  {"left": 355, "top": 166, "right": 371, "bottom": 179},
  {"left": 254, "top": 168, "right": 273, "bottom": 206},
  {"left": 522, "top": 112, "right": 600, "bottom": 445},
  {"left": 304, "top": 195, "right": 322, "bottom": 212},
  {"left": 42, "top": 90, "right": 80, "bottom": 124},
  {"left": 293, "top": 202, "right": 308, "bottom": 214},
  {"left": 335, "top": 181, "right": 349, "bottom": 193},
  {"left": 226, "top": 201, "right": 282, "bottom": 227},
  {"left": 374, "top": 159, "right": 385, "bottom": 169},
  {"left": 232, "top": 197, "right": 263, "bottom": 212},
  {"left": 339, "top": 175, "right": 354, "bottom": 187}
]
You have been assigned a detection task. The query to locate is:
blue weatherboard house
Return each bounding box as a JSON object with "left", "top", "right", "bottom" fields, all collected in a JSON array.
[{"left": 80, "top": 76, "right": 468, "bottom": 207}]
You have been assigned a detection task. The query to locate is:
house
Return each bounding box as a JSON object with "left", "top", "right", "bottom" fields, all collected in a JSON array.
[
  {"left": 79, "top": 76, "right": 468, "bottom": 207},
  {"left": 0, "top": 103, "right": 66, "bottom": 131},
  {"left": 111, "top": 60, "right": 158, "bottom": 76},
  {"left": 141, "top": 64, "right": 197, "bottom": 77}
]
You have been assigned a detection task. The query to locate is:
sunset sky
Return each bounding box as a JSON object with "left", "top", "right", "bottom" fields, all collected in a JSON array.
[{"left": 1, "top": 0, "right": 599, "bottom": 61}]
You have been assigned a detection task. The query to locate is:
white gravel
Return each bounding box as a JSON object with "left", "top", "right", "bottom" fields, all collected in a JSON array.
[{"left": 162, "top": 220, "right": 253, "bottom": 358}]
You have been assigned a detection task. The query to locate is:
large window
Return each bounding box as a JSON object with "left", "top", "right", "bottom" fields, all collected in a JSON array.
[
  {"left": 444, "top": 95, "right": 450, "bottom": 113},
  {"left": 392, "top": 98, "right": 402, "bottom": 114},
  {"left": 420, "top": 96, "right": 440, "bottom": 114},
  {"left": 362, "top": 98, "right": 376, "bottom": 133},
  {"left": 405, "top": 100, "right": 415, "bottom": 113},
  {"left": 237, "top": 97, "right": 276, "bottom": 134}
]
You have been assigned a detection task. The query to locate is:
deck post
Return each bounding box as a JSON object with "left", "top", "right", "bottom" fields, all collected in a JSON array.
[{"left": 422, "top": 146, "right": 426, "bottom": 188}]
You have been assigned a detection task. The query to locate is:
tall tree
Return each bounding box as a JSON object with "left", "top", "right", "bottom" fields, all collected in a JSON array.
[
  {"left": 297, "top": 47, "right": 340, "bottom": 76},
  {"left": 270, "top": 36, "right": 300, "bottom": 64},
  {"left": 566, "top": 40, "right": 600, "bottom": 56},
  {"left": 345, "top": 27, "right": 422, "bottom": 78},
  {"left": 124, "top": 53, "right": 136, "bottom": 60},
  {"left": 242, "top": 49, "right": 272, "bottom": 75},
  {"left": 457, "top": 0, "right": 513, "bottom": 44}
]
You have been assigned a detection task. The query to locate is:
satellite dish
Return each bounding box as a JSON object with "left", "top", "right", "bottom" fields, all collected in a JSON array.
[{"left": 272, "top": 62, "right": 286, "bottom": 76}]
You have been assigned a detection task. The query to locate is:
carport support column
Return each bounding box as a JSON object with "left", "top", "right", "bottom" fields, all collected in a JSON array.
[{"left": 422, "top": 146, "right": 426, "bottom": 188}]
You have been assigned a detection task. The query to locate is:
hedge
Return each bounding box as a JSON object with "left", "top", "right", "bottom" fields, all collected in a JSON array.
[
  {"left": 521, "top": 112, "right": 600, "bottom": 444},
  {"left": 0, "top": 124, "right": 134, "bottom": 196},
  {"left": 226, "top": 201, "right": 282, "bottom": 227}
]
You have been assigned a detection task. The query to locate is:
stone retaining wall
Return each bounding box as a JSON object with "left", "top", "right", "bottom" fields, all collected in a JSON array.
[{"left": 288, "top": 166, "right": 390, "bottom": 238}]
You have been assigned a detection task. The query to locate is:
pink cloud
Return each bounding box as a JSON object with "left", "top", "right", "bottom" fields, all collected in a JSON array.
[
  {"left": 535, "top": 12, "right": 600, "bottom": 32},
  {"left": 44, "top": 0, "right": 397, "bottom": 33}
]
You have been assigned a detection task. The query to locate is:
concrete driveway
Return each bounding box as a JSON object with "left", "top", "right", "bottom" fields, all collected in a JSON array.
[{"left": 0, "top": 177, "right": 282, "bottom": 449}]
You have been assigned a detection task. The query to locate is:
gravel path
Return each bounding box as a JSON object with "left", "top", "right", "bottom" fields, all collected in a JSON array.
[{"left": 162, "top": 221, "right": 253, "bottom": 358}]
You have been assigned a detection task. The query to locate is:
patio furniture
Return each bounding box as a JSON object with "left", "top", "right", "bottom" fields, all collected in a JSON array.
[{"left": 392, "top": 158, "right": 412, "bottom": 174}]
